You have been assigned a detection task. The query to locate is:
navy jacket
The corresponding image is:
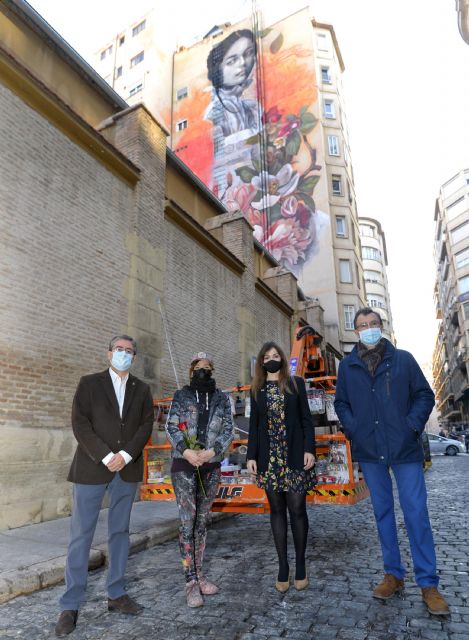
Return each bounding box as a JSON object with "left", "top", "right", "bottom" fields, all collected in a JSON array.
[
  {"left": 247, "top": 376, "right": 315, "bottom": 473},
  {"left": 334, "top": 340, "right": 434, "bottom": 465}
]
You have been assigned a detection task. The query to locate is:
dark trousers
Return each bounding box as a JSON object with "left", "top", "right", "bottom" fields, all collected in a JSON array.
[
  {"left": 361, "top": 462, "right": 438, "bottom": 587},
  {"left": 59, "top": 473, "right": 138, "bottom": 610}
]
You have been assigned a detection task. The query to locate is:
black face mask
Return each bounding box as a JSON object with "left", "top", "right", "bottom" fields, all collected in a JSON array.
[
  {"left": 192, "top": 368, "right": 212, "bottom": 381},
  {"left": 263, "top": 359, "right": 282, "bottom": 373}
]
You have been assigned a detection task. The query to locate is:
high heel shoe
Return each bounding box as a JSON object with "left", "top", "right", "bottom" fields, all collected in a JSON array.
[
  {"left": 294, "top": 575, "right": 309, "bottom": 590},
  {"left": 275, "top": 573, "right": 290, "bottom": 593}
]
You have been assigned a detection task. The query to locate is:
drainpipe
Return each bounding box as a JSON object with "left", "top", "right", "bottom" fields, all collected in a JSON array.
[{"left": 456, "top": 0, "right": 469, "bottom": 44}]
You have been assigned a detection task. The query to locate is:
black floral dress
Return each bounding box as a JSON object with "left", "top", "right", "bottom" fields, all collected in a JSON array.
[{"left": 257, "top": 382, "right": 316, "bottom": 492}]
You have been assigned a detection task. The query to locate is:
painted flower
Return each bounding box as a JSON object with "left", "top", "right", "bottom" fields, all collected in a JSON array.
[
  {"left": 280, "top": 195, "right": 298, "bottom": 218},
  {"left": 223, "top": 181, "right": 258, "bottom": 216},
  {"left": 251, "top": 165, "right": 300, "bottom": 210},
  {"left": 263, "top": 106, "right": 283, "bottom": 124},
  {"left": 178, "top": 422, "right": 188, "bottom": 431},
  {"left": 262, "top": 218, "right": 312, "bottom": 266},
  {"left": 277, "top": 117, "right": 301, "bottom": 138},
  {"left": 296, "top": 202, "right": 313, "bottom": 228}
]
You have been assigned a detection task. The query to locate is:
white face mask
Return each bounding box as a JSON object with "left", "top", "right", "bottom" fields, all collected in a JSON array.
[
  {"left": 359, "top": 327, "right": 382, "bottom": 346},
  {"left": 111, "top": 350, "right": 133, "bottom": 371}
]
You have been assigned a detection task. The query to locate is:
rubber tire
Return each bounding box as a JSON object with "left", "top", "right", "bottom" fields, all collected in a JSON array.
[{"left": 446, "top": 446, "right": 458, "bottom": 456}]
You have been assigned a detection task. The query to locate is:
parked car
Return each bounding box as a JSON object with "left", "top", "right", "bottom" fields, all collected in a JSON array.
[{"left": 427, "top": 433, "right": 465, "bottom": 456}]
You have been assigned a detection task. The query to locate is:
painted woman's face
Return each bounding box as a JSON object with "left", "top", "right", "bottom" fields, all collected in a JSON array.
[{"left": 221, "top": 36, "right": 255, "bottom": 88}]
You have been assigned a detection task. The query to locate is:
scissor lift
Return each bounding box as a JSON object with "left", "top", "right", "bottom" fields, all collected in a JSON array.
[{"left": 140, "top": 325, "right": 369, "bottom": 510}]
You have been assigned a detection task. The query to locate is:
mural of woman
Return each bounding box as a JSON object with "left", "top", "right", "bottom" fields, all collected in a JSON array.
[{"left": 205, "top": 29, "right": 260, "bottom": 138}]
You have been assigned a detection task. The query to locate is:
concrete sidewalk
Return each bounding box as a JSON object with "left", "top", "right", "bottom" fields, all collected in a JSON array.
[{"left": 0, "top": 500, "right": 231, "bottom": 604}]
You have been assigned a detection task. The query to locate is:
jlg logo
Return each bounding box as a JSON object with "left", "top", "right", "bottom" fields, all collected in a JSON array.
[{"left": 216, "top": 486, "right": 243, "bottom": 499}]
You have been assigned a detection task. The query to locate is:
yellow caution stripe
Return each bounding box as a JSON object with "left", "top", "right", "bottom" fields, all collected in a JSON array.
[
  {"left": 309, "top": 484, "right": 368, "bottom": 498},
  {"left": 144, "top": 487, "right": 175, "bottom": 496}
]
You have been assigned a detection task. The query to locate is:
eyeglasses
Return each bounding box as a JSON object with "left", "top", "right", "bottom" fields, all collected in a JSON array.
[
  {"left": 356, "top": 321, "right": 381, "bottom": 330},
  {"left": 113, "top": 347, "right": 135, "bottom": 355}
]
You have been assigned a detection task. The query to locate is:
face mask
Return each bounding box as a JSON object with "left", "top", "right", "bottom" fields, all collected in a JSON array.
[
  {"left": 359, "top": 328, "right": 382, "bottom": 346},
  {"left": 111, "top": 350, "right": 133, "bottom": 372},
  {"left": 263, "top": 359, "right": 282, "bottom": 373},
  {"left": 193, "top": 368, "right": 212, "bottom": 381}
]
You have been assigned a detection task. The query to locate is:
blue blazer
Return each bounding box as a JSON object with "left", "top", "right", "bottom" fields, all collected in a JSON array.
[{"left": 334, "top": 340, "right": 434, "bottom": 465}]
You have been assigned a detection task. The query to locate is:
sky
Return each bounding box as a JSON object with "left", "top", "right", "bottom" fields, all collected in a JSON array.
[{"left": 27, "top": 0, "right": 469, "bottom": 366}]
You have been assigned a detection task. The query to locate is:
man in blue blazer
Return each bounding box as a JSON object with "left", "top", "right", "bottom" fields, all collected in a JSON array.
[{"left": 335, "top": 308, "right": 449, "bottom": 616}]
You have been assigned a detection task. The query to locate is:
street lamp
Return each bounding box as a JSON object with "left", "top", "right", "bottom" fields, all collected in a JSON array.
[{"left": 456, "top": 0, "right": 469, "bottom": 44}]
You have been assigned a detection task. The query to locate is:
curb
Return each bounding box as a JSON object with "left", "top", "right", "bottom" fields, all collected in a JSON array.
[{"left": 0, "top": 512, "right": 233, "bottom": 605}]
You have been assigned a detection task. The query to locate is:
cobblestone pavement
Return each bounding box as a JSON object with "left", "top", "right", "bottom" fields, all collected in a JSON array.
[{"left": 1, "top": 455, "right": 468, "bottom": 640}]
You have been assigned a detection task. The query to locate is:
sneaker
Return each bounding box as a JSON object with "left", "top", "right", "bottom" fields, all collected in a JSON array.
[
  {"left": 372, "top": 574, "right": 404, "bottom": 600},
  {"left": 185, "top": 580, "right": 203, "bottom": 608},
  {"left": 422, "top": 587, "right": 450, "bottom": 616}
]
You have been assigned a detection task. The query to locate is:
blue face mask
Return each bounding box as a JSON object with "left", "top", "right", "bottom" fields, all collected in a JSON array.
[
  {"left": 111, "top": 350, "right": 133, "bottom": 372},
  {"left": 359, "top": 327, "right": 382, "bottom": 346}
]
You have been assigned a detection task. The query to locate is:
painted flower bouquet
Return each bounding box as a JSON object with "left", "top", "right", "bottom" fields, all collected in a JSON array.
[{"left": 178, "top": 422, "right": 207, "bottom": 497}]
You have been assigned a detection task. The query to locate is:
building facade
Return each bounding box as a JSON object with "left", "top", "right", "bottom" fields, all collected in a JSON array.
[
  {"left": 433, "top": 168, "right": 469, "bottom": 430},
  {"left": 358, "top": 216, "right": 395, "bottom": 342},
  {"left": 171, "top": 10, "right": 365, "bottom": 353}
]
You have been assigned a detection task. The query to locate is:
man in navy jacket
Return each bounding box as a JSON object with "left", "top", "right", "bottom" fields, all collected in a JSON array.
[{"left": 335, "top": 308, "right": 449, "bottom": 616}]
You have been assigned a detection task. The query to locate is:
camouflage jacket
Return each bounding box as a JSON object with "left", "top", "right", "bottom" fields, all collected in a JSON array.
[{"left": 165, "top": 386, "right": 234, "bottom": 461}]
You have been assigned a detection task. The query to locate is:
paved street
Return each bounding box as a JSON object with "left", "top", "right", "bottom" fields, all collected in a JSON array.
[{"left": 1, "top": 455, "right": 468, "bottom": 640}]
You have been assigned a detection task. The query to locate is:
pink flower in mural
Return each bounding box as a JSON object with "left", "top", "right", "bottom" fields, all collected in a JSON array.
[
  {"left": 224, "top": 181, "right": 258, "bottom": 216},
  {"left": 263, "top": 106, "right": 283, "bottom": 124},
  {"left": 263, "top": 218, "right": 312, "bottom": 267},
  {"left": 277, "top": 117, "right": 301, "bottom": 138},
  {"left": 251, "top": 165, "right": 300, "bottom": 210},
  {"left": 280, "top": 195, "right": 298, "bottom": 218}
]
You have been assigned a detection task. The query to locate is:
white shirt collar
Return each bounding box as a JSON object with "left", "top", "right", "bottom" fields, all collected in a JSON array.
[{"left": 109, "top": 367, "right": 129, "bottom": 384}]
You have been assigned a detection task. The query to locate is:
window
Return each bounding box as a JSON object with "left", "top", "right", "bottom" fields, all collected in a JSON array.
[
  {"left": 459, "top": 275, "right": 469, "bottom": 294},
  {"left": 344, "top": 305, "right": 355, "bottom": 330},
  {"left": 317, "top": 33, "right": 329, "bottom": 52},
  {"left": 364, "top": 270, "right": 382, "bottom": 283},
  {"left": 128, "top": 80, "right": 143, "bottom": 97},
  {"left": 339, "top": 260, "right": 352, "bottom": 283},
  {"left": 116, "top": 66, "right": 123, "bottom": 78},
  {"left": 132, "top": 20, "right": 146, "bottom": 37},
  {"left": 176, "top": 87, "right": 188, "bottom": 100},
  {"left": 176, "top": 119, "right": 188, "bottom": 131},
  {"left": 321, "top": 67, "right": 331, "bottom": 83},
  {"left": 336, "top": 216, "right": 347, "bottom": 237},
  {"left": 367, "top": 295, "right": 385, "bottom": 308},
  {"left": 464, "top": 302, "right": 469, "bottom": 319},
  {"left": 119, "top": 36, "right": 125, "bottom": 46},
  {"left": 451, "top": 221, "right": 469, "bottom": 245},
  {"left": 362, "top": 246, "right": 381, "bottom": 261},
  {"left": 100, "top": 45, "right": 112, "bottom": 60},
  {"left": 324, "top": 100, "right": 335, "bottom": 118},
  {"left": 328, "top": 135, "right": 340, "bottom": 156},
  {"left": 332, "top": 175, "right": 342, "bottom": 196},
  {"left": 455, "top": 247, "right": 469, "bottom": 269},
  {"left": 360, "top": 224, "right": 374, "bottom": 238},
  {"left": 130, "top": 51, "right": 144, "bottom": 67},
  {"left": 446, "top": 196, "right": 467, "bottom": 221}
]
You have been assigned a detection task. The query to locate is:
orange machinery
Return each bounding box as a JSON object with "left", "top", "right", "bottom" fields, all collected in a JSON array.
[{"left": 140, "top": 325, "right": 369, "bottom": 511}]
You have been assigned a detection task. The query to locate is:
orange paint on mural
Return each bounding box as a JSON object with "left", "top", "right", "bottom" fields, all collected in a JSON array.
[
  {"left": 174, "top": 87, "right": 213, "bottom": 183},
  {"left": 263, "top": 47, "right": 317, "bottom": 116}
]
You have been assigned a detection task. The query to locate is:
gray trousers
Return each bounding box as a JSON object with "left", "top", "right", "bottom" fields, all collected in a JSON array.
[{"left": 59, "top": 473, "right": 138, "bottom": 610}]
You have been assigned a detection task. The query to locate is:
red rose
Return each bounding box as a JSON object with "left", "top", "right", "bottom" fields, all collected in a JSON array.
[{"left": 178, "top": 422, "right": 188, "bottom": 431}]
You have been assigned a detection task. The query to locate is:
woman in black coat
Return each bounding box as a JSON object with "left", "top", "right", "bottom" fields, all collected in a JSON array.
[{"left": 247, "top": 341, "right": 315, "bottom": 592}]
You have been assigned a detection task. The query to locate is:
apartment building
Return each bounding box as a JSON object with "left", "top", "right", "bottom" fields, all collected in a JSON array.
[
  {"left": 433, "top": 169, "right": 469, "bottom": 429},
  {"left": 358, "top": 216, "right": 395, "bottom": 342},
  {"left": 94, "top": 7, "right": 367, "bottom": 354}
]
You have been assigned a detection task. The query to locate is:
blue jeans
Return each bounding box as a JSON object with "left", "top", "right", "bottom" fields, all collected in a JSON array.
[
  {"left": 59, "top": 473, "right": 138, "bottom": 610},
  {"left": 361, "top": 462, "right": 438, "bottom": 587}
]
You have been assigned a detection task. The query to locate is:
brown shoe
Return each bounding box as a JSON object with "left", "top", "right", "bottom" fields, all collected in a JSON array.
[
  {"left": 185, "top": 580, "right": 204, "bottom": 607},
  {"left": 107, "top": 594, "right": 143, "bottom": 615},
  {"left": 422, "top": 587, "right": 450, "bottom": 616},
  {"left": 55, "top": 610, "right": 78, "bottom": 637},
  {"left": 294, "top": 576, "right": 309, "bottom": 591},
  {"left": 372, "top": 574, "right": 404, "bottom": 600}
]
